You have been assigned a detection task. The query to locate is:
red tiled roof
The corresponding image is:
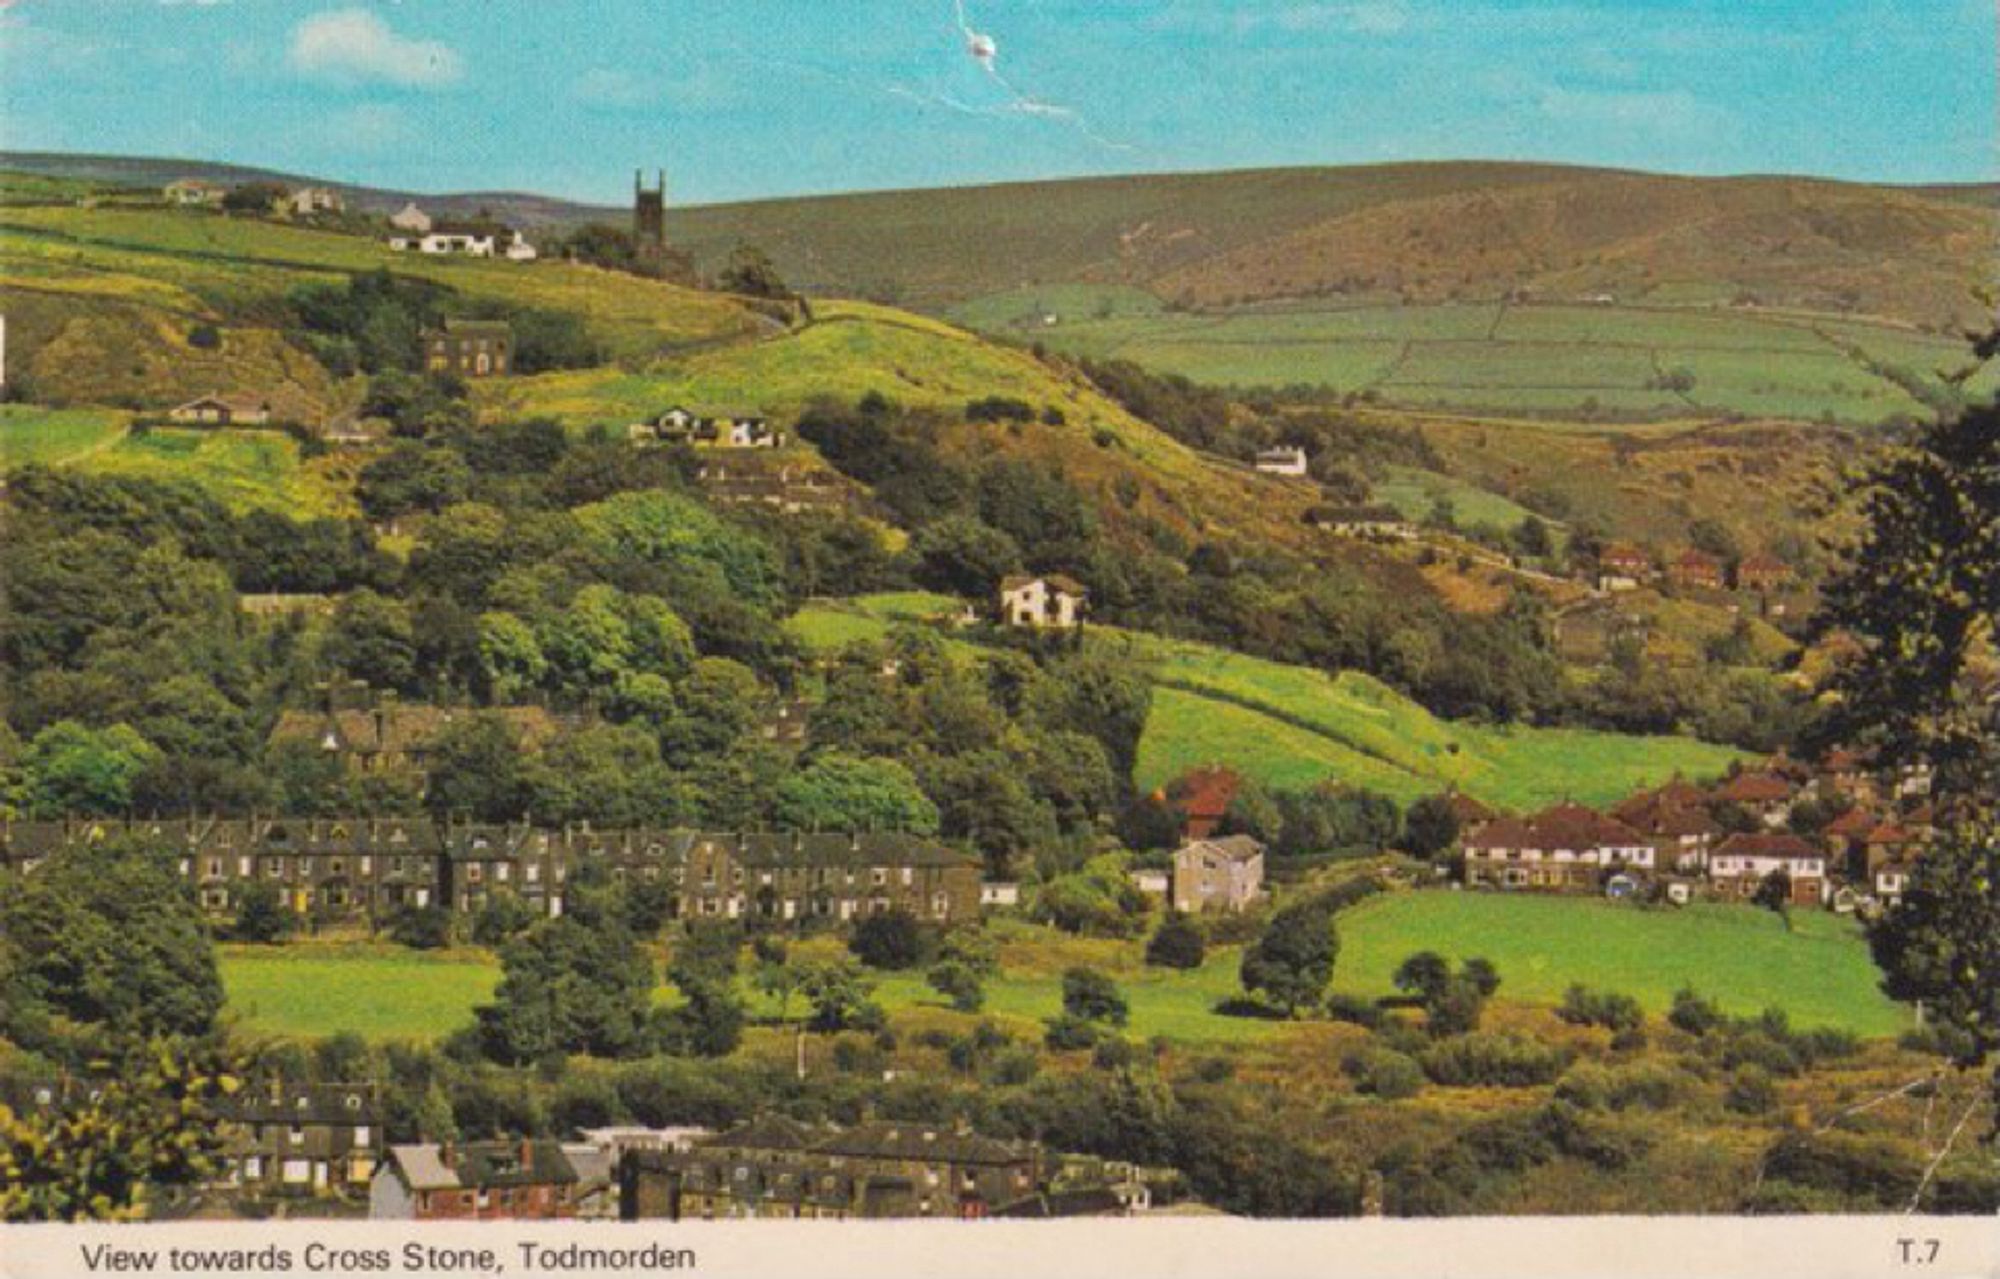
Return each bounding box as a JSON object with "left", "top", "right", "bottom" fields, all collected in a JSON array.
[
  {"left": 1527, "top": 802, "right": 1646, "bottom": 851},
  {"left": 1713, "top": 832, "right": 1822, "bottom": 861},
  {"left": 1715, "top": 772, "right": 1793, "bottom": 803},
  {"left": 1825, "top": 808, "right": 1878, "bottom": 837},
  {"left": 1169, "top": 766, "right": 1242, "bottom": 822}
]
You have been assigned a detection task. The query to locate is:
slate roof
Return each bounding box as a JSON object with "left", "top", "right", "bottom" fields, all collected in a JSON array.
[
  {"left": 387, "top": 1141, "right": 578, "bottom": 1191},
  {"left": 812, "top": 1120, "right": 1031, "bottom": 1167},
  {"left": 1177, "top": 835, "right": 1265, "bottom": 864},
  {"left": 222, "top": 1082, "right": 381, "bottom": 1126}
]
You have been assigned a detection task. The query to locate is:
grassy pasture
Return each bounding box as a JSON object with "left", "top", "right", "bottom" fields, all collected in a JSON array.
[
  {"left": 220, "top": 944, "right": 500, "bottom": 1042},
  {"left": 1333, "top": 893, "right": 1906, "bottom": 1037},
  {"left": 75, "top": 428, "right": 352, "bottom": 517},
  {"left": 1375, "top": 465, "right": 1554, "bottom": 536},
  {"left": 0, "top": 206, "right": 756, "bottom": 358},
  {"left": 0, "top": 404, "right": 129, "bottom": 466},
  {"left": 216, "top": 894, "right": 1903, "bottom": 1045},
  {"left": 957, "top": 290, "right": 1972, "bottom": 423}
]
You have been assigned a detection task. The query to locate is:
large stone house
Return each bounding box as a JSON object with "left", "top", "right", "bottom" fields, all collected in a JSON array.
[
  {"left": 1596, "top": 543, "right": 1655, "bottom": 592},
  {"left": 621, "top": 1118, "right": 1043, "bottom": 1221},
  {"left": 215, "top": 1082, "right": 383, "bottom": 1194},
  {"left": 419, "top": 318, "right": 513, "bottom": 377},
  {"left": 372, "top": 1140, "right": 592, "bottom": 1220},
  {"left": 1171, "top": 835, "right": 1266, "bottom": 914},
  {"left": 1668, "top": 549, "right": 1726, "bottom": 592},
  {"left": 997, "top": 575, "right": 1087, "bottom": 630}
]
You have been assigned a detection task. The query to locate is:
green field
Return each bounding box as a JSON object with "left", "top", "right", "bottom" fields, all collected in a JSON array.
[
  {"left": 1376, "top": 464, "right": 1555, "bottom": 536},
  {"left": 0, "top": 404, "right": 128, "bottom": 466},
  {"left": 1103, "top": 626, "right": 1745, "bottom": 810},
  {"left": 1334, "top": 893, "right": 1907, "bottom": 1037},
  {"left": 217, "top": 894, "right": 1904, "bottom": 1045},
  {"left": 956, "top": 292, "right": 1958, "bottom": 424},
  {"left": 74, "top": 427, "right": 351, "bottom": 516},
  {"left": 221, "top": 945, "right": 500, "bottom": 1042}
]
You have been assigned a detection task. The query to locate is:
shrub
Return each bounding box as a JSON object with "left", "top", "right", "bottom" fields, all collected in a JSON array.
[
  {"left": 1323, "top": 993, "right": 1387, "bottom": 1030},
  {"left": 387, "top": 905, "right": 453, "bottom": 950},
  {"left": 1899, "top": 1023, "right": 1980, "bottom": 1062},
  {"left": 1669, "top": 986, "right": 1725, "bottom": 1037},
  {"left": 1043, "top": 1014, "right": 1100, "bottom": 1051},
  {"left": 1061, "top": 966, "right": 1129, "bottom": 1026},
  {"left": 966, "top": 396, "right": 1036, "bottom": 424},
  {"left": 1419, "top": 1032, "right": 1568, "bottom": 1087},
  {"left": 1092, "top": 1037, "right": 1138, "bottom": 1071},
  {"left": 849, "top": 909, "right": 930, "bottom": 970},
  {"left": 1557, "top": 985, "right": 1645, "bottom": 1034},
  {"left": 989, "top": 1046, "right": 1040, "bottom": 1086},
  {"left": 1342, "top": 1047, "right": 1425, "bottom": 1100},
  {"left": 1725, "top": 1065, "right": 1779, "bottom": 1115},
  {"left": 187, "top": 323, "right": 222, "bottom": 351},
  {"left": 1144, "top": 912, "right": 1205, "bottom": 970}
]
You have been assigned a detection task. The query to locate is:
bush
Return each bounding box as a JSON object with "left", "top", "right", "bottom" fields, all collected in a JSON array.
[
  {"left": 1043, "top": 1014, "right": 1100, "bottom": 1051},
  {"left": 1669, "top": 987, "right": 1726, "bottom": 1037},
  {"left": 849, "top": 909, "right": 930, "bottom": 970},
  {"left": 1061, "top": 966, "right": 1129, "bottom": 1026},
  {"left": 1323, "top": 992, "right": 1388, "bottom": 1030},
  {"left": 187, "top": 323, "right": 222, "bottom": 351},
  {"left": 966, "top": 396, "right": 1036, "bottom": 424},
  {"left": 1899, "top": 1023, "right": 1980, "bottom": 1062},
  {"left": 1092, "top": 1037, "right": 1138, "bottom": 1071},
  {"left": 1144, "top": 912, "right": 1205, "bottom": 970},
  {"left": 1342, "top": 1047, "right": 1425, "bottom": 1100},
  {"left": 1725, "top": 1065, "right": 1779, "bottom": 1115},
  {"left": 1557, "top": 985, "right": 1644, "bottom": 1035},
  {"left": 387, "top": 905, "right": 453, "bottom": 950},
  {"left": 1419, "top": 1032, "right": 1568, "bottom": 1087},
  {"left": 1557, "top": 1061, "right": 1686, "bottom": 1112}
]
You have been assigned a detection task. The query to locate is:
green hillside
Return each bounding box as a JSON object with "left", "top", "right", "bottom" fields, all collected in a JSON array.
[{"left": 786, "top": 595, "right": 1745, "bottom": 811}]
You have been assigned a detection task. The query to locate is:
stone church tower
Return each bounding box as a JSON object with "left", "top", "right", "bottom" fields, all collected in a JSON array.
[{"left": 634, "top": 170, "right": 666, "bottom": 265}]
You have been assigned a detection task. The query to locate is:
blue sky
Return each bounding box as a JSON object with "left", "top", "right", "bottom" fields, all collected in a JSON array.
[{"left": 2, "top": 1, "right": 1992, "bottom": 204}]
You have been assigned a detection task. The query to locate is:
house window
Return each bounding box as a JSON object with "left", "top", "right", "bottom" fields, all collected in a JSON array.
[
  {"left": 497, "top": 863, "right": 510, "bottom": 882},
  {"left": 239, "top": 856, "right": 253, "bottom": 877},
  {"left": 289, "top": 1126, "right": 304, "bottom": 1146},
  {"left": 466, "top": 865, "right": 483, "bottom": 883},
  {"left": 900, "top": 867, "right": 914, "bottom": 886},
  {"left": 526, "top": 863, "right": 540, "bottom": 883},
  {"left": 871, "top": 868, "right": 888, "bottom": 887},
  {"left": 355, "top": 1126, "right": 371, "bottom": 1148}
]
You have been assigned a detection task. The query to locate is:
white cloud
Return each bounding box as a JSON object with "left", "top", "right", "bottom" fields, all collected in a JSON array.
[{"left": 288, "top": 8, "right": 462, "bottom": 88}]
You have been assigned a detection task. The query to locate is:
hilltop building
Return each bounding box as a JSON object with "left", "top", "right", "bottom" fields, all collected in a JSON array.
[
  {"left": 288, "top": 187, "right": 344, "bottom": 216},
  {"left": 389, "top": 203, "right": 433, "bottom": 233},
  {"left": 164, "top": 178, "right": 226, "bottom": 207},
  {"left": 635, "top": 169, "right": 668, "bottom": 268}
]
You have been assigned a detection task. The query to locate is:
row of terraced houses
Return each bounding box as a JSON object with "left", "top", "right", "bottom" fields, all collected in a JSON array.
[
  {"left": 1455, "top": 749, "right": 1937, "bottom": 910},
  {"left": 0, "top": 818, "right": 983, "bottom": 926}
]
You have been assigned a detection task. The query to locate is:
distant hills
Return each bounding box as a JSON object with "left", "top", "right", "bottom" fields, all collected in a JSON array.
[{"left": 6, "top": 152, "right": 1989, "bottom": 328}]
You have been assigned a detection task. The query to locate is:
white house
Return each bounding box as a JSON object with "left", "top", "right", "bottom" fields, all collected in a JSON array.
[
  {"left": 998, "top": 574, "right": 1087, "bottom": 630},
  {"left": 389, "top": 203, "right": 434, "bottom": 234},
  {"left": 389, "top": 221, "right": 507, "bottom": 257},
  {"left": 981, "top": 882, "right": 1021, "bottom": 909},
  {"left": 504, "top": 231, "right": 539, "bottom": 262},
  {"left": 163, "top": 178, "right": 226, "bottom": 207},
  {"left": 1254, "top": 447, "right": 1309, "bottom": 477}
]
